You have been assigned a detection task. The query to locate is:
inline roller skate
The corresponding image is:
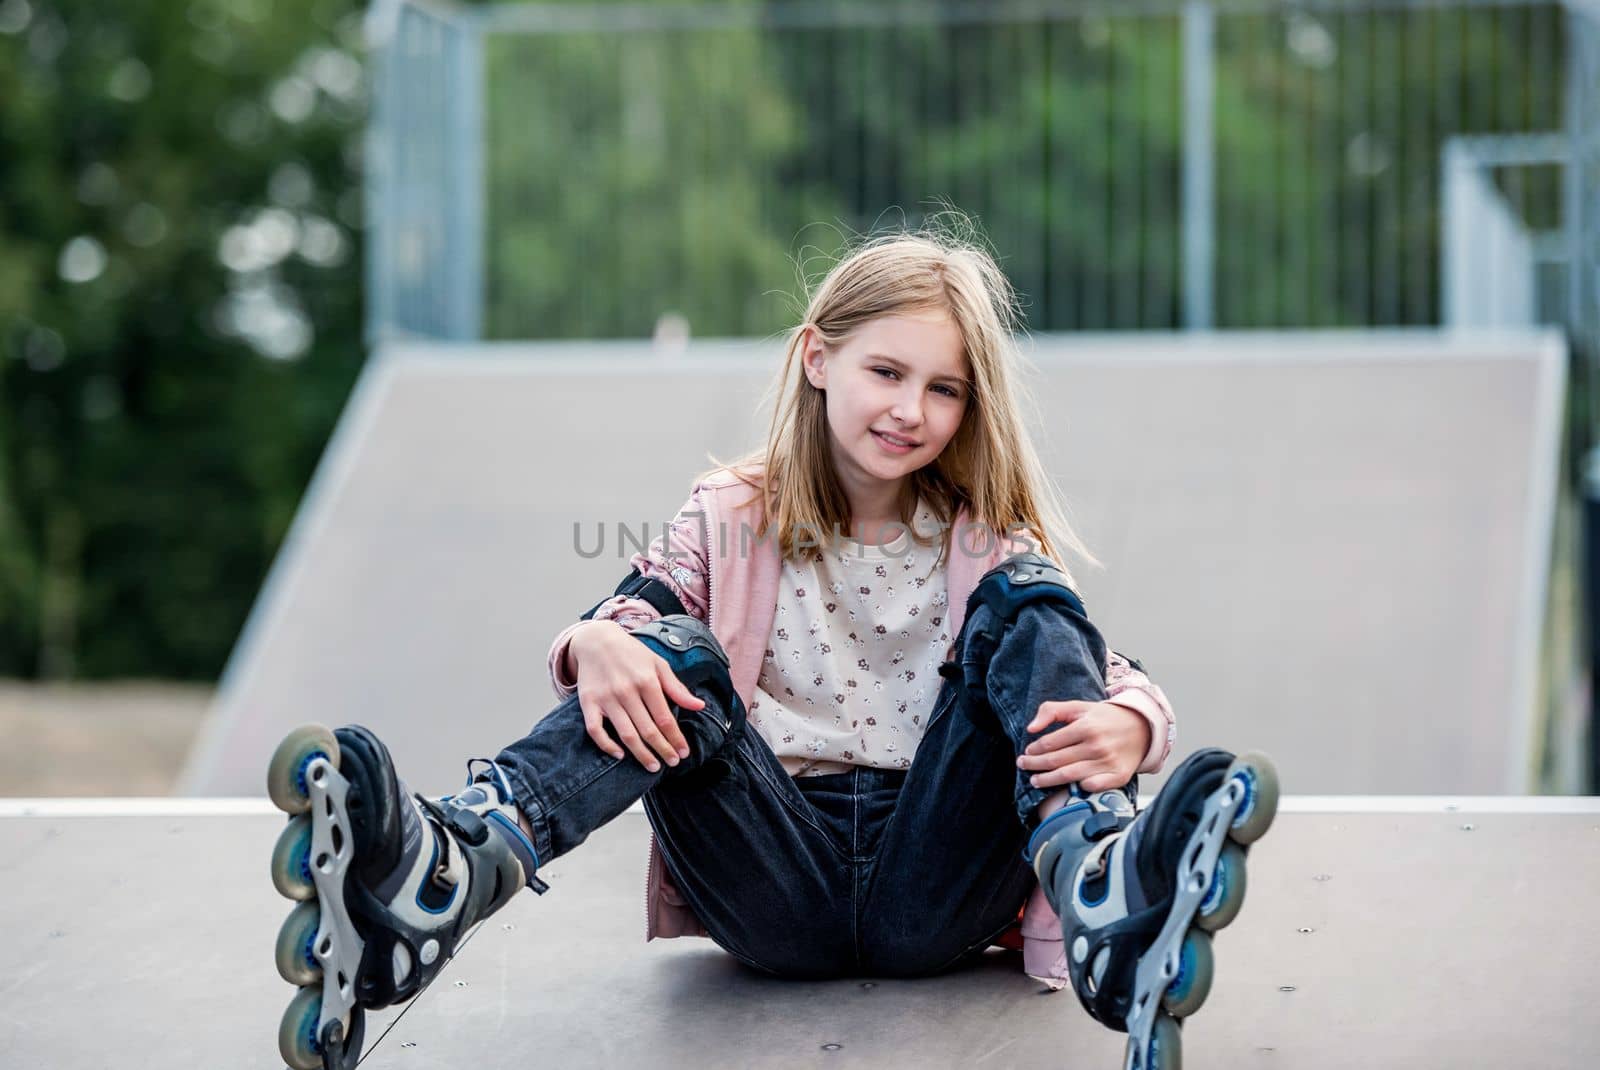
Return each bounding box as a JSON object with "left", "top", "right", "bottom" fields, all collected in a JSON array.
[
  {"left": 265, "top": 723, "right": 545, "bottom": 1070},
  {"left": 1025, "top": 747, "right": 1280, "bottom": 1070}
]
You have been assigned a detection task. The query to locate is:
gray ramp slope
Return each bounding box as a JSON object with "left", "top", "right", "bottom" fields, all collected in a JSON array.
[
  {"left": 183, "top": 330, "right": 1565, "bottom": 798},
  {"left": 1, "top": 802, "right": 1595, "bottom": 1068}
]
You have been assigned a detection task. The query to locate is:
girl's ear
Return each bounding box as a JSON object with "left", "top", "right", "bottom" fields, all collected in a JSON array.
[{"left": 800, "top": 327, "right": 827, "bottom": 390}]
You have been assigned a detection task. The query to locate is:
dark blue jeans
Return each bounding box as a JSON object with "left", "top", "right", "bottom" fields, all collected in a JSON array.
[{"left": 494, "top": 580, "right": 1120, "bottom": 980}]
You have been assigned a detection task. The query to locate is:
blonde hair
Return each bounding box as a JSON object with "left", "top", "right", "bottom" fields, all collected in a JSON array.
[{"left": 707, "top": 215, "right": 1100, "bottom": 585}]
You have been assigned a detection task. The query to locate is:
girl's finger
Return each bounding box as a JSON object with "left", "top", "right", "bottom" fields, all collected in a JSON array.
[
  {"left": 1026, "top": 700, "right": 1090, "bottom": 733},
  {"left": 620, "top": 694, "right": 678, "bottom": 769},
  {"left": 606, "top": 707, "right": 658, "bottom": 772},
  {"left": 1077, "top": 771, "right": 1125, "bottom": 793},
  {"left": 641, "top": 681, "right": 691, "bottom": 759},
  {"left": 1023, "top": 724, "right": 1074, "bottom": 755},
  {"left": 657, "top": 662, "right": 706, "bottom": 713},
  {"left": 1027, "top": 760, "right": 1102, "bottom": 790},
  {"left": 1024, "top": 720, "right": 1090, "bottom": 756},
  {"left": 1017, "top": 742, "right": 1094, "bottom": 772},
  {"left": 583, "top": 706, "right": 626, "bottom": 760}
]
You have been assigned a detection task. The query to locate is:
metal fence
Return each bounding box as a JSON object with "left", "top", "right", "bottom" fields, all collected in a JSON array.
[
  {"left": 366, "top": 0, "right": 1589, "bottom": 346},
  {"left": 365, "top": 1, "right": 485, "bottom": 341},
  {"left": 1571, "top": 3, "right": 1600, "bottom": 368}
]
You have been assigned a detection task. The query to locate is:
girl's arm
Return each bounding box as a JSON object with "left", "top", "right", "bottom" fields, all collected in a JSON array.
[
  {"left": 1017, "top": 655, "right": 1176, "bottom": 791},
  {"left": 998, "top": 527, "right": 1176, "bottom": 775},
  {"left": 1103, "top": 651, "right": 1176, "bottom": 775},
  {"left": 547, "top": 481, "right": 713, "bottom": 698}
]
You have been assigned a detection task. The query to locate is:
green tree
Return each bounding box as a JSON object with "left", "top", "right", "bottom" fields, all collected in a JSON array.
[
  {"left": 0, "top": 0, "right": 366, "bottom": 678},
  {"left": 757, "top": 4, "right": 1565, "bottom": 331},
  {"left": 484, "top": 15, "right": 842, "bottom": 338}
]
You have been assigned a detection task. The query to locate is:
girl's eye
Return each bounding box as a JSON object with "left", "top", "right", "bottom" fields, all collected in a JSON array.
[{"left": 876, "top": 368, "right": 961, "bottom": 399}]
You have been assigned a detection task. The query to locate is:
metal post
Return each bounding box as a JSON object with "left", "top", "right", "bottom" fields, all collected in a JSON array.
[
  {"left": 1441, "top": 141, "right": 1467, "bottom": 327},
  {"left": 364, "top": 0, "right": 404, "bottom": 346},
  {"left": 1570, "top": 5, "right": 1600, "bottom": 793},
  {"left": 1565, "top": 6, "right": 1588, "bottom": 406},
  {"left": 445, "top": 16, "right": 485, "bottom": 341},
  {"left": 1182, "top": 0, "right": 1216, "bottom": 331}
]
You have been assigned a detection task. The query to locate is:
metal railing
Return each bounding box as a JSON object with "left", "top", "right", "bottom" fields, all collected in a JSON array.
[
  {"left": 366, "top": 0, "right": 483, "bottom": 340},
  {"left": 366, "top": 0, "right": 1586, "bottom": 345},
  {"left": 1570, "top": 3, "right": 1600, "bottom": 365}
]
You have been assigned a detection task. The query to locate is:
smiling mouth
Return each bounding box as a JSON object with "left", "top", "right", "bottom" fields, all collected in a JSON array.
[{"left": 873, "top": 431, "right": 919, "bottom": 448}]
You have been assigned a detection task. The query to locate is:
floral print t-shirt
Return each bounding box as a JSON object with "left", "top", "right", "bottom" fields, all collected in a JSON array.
[{"left": 747, "top": 503, "right": 953, "bottom": 777}]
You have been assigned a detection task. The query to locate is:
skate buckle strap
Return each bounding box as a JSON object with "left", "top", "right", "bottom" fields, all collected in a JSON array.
[
  {"left": 581, "top": 565, "right": 689, "bottom": 622},
  {"left": 1083, "top": 810, "right": 1125, "bottom": 839},
  {"left": 1023, "top": 790, "right": 1133, "bottom": 864},
  {"left": 416, "top": 799, "right": 467, "bottom": 889},
  {"left": 1023, "top": 800, "right": 1091, "bottom": 864},
  {"left": 435, "top": 780, "right": 551, "bottom": 896},
  {"left": 442, "top": 804, "right": 489, "bottom": 847},
  {"left": 1081, "top": 837, "right": 1114, "bottom": 882}
]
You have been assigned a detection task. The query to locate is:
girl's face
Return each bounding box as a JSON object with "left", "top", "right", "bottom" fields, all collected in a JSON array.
[{"left": 802, "top": 309, "right": 970, "bottom": 507}]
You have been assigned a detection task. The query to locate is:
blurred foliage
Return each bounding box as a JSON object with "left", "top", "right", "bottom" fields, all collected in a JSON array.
[
  {"left": 0, "top": 0, "right": 365, "bottom": 678},
  {"left": 480, "top": 3, "right": 1565, "bottom": 338},
  {"left": 487, "top": 22, "right": 840, "bottom": 337},
  {"left": 0, "top": 0, "right": 1571, "bottom": 678}
]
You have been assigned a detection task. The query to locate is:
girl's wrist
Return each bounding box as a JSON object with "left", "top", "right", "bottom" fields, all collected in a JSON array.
[{"left": 570, "top": 619, "right": 623, "bottom": 665}]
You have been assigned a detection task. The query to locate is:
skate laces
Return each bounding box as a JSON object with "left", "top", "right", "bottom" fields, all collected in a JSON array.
[
  {"left": 464, "top": 758, "right": 517, "bottom": 805},
  {"left": 417, "top": 769, "right": 511, "bottom": 895},
  {"left": 434, "top": 760, "right": 516, "bottom": 825},
  {"left": 453, "top": 760, "right": 546, "bottom": 895}
]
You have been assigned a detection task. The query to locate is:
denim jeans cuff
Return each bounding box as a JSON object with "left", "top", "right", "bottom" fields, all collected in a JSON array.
[
  {"left": 498, "top": 765, "right": 556, "bottom": 867},
  {"left": 1014, "top": 775, "right": 1050, "bottom": 828}
]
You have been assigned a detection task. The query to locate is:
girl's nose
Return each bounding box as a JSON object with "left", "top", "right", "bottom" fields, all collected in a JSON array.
[{"left": 891, "top": 395, "right": 922, "bottom": 426}]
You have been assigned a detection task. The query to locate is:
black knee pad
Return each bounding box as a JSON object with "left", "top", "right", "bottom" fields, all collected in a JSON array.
[
  {"left": 631, "top": 613, "right": 727, "bottom": 665},
  {"left": 964, "top": 552, "right": 1088, "bottom": 629},
  {"left": 630, "top": 615, "right": 747, "bottom": 789},
  {"left": 957, "top": 553, "right": 1097, "bottom": 734}
]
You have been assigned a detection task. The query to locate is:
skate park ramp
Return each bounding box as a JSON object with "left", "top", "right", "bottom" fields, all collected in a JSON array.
[
  {"left": 1, "top": 796, "right": 1596, "bottom": 1067},
  {"left": 181, "top": 329, "right": 1565, "bottom": 798}
]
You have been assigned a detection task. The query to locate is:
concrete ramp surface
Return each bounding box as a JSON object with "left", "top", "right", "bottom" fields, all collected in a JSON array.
[
  {"left": 0, "top": 798, "right": 1594, "bottom": 1067},
  {"left": 182, "top": 331, "right": 1565, "bottom": 799}
]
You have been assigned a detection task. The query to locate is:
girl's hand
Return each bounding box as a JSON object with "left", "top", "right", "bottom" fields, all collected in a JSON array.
[
  {"left": 571, "top": 620, "right": 702, "bottom": 772},
  {"left": 1016, "top": 700, "right": 1151, "bottom": 793}
]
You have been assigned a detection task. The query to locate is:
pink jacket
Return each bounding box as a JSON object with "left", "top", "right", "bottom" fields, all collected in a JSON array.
[{"left": 547, "top": 467, "right": 1176, "bottom": 985}]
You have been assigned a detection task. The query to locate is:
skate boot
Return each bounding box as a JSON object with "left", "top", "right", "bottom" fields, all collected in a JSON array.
[
  {"left": 1024, "top": 747, "right": 1280, "bottom": 1070},
  {"left": 265, "top": 723, "right": 546, "bottom": 1070}
]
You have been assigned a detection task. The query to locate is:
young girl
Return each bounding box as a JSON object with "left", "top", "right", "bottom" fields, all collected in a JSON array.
[{"left": 266, "top": 226, "right": 1279, "bottom": 1070}]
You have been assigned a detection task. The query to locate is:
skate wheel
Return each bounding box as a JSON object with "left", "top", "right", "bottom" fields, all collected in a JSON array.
[
  {"left": 1195, "top": 842, "right": 1248, "bottom": 932},
  {"left": 1144, "top": 1014, "right": 1183, "bottom": 1070},
  {"left": 1224, "top": 750, "right": 1279, "bottom": 845},
  {"left": 1162, "top": 930, "right": 1214, "bottom": 1018},
  {"left": 275, "top": 900, "right": 324, "bottom": 985},
  {"left": 278, "top": 985, "right": 325, "bottom": 1070},
  {"left": 267, "top": 724, "right": 340, "bottom": 815},
  {"left": 270, "top": 814, "right": 316, "bottom": 901}
]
